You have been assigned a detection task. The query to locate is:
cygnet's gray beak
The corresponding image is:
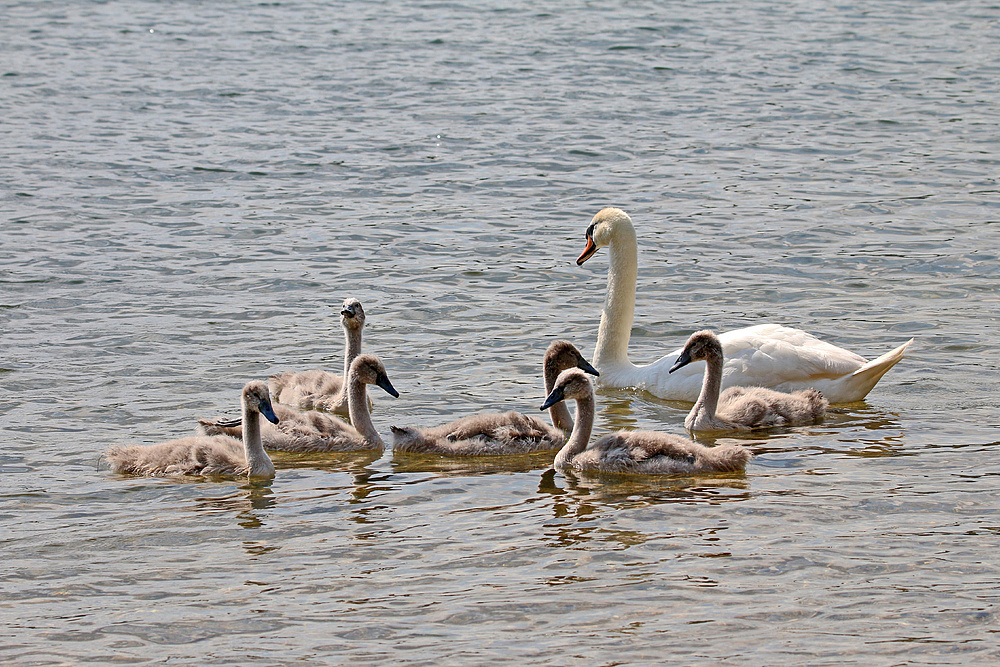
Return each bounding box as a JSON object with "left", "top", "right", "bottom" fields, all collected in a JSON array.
[
  {"left": 668, "top": 350, "right": 692, "bottom": 374},
  {"left": 376, "top": 373, "right": 399, "bottom": 398},
  {"left": 260, "top": 401, "right": 280, "bottom": 424},
  {"left": 540, "top": 385, "right": 566, "bottom": 411},
  {"left": 577, "top": 357, "right": 599, "bottom": 377}
]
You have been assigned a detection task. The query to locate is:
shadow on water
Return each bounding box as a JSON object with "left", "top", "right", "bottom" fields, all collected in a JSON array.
[
  {"left": 594, "top": 390, "right": 649, "bottom": 431},
  {"left": 184, "top": 472, "right": 395, "bottom": 550},
  {"left": 192, "top": 481, "right": 276, "bottom": 530},
  {"left": 536, "top": 467, "right": 751, "bottom": 505},
  {"left": 532, "top": 468, "right": 750, "bottom": 551},
  {"left": 676, "top": 403, "right": 911, "bottom": 460},
  {"left": 269, "top": 449, "right": 384, "bottom": 473},
  {"left": 389, "top": 449, "right": 555, "bottom": 476}
]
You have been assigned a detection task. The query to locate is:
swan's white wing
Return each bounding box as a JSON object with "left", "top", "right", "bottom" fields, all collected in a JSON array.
[
  {"left": 611, "top": 324, "right": 875, "bottom": 402},
  {"left": 715, "top": 324, "right": 867, "bottom": 385}
]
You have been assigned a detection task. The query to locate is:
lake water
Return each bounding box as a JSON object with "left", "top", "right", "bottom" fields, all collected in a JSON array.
[{"left": 2, "top": 0, "right": 999, "bottom": 664}]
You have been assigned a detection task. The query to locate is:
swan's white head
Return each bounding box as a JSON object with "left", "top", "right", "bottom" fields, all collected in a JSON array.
[
  {"left": 669, "top": 330, "right": 723, "bottom": 373},
  {"left": 349, "top": 354, "right": 399, "bottom": 398},
  {"left": 540, "top": 368, "right": 594, "bottom": 410},
  {"left": 577, "top": 207, "right": 634, "bottom": 265},
  {"left": 340, "top": 298, "right": 366, "bottom": 331},
  {"left": 242, "top": 381, "right": 280, "bottom": 424}
]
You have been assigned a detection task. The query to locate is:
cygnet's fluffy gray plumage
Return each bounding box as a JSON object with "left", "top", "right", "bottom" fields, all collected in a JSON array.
[
  {"left": 105, "top": 381, "right": 278, "bottom": 479},
  {"left": 391, "top": 410, "right": 562, "bottom": 456},
  {"left": 670, "top": 330, "right": 828, "bottom": 432},
  {"left": 199, "top": 354, "right": 398, "bottom": 452},
  {"left": 390, "top": 340, "right": 599, "bottom": 456},
  {"left": 268, "top": 298, "right": 372, "bottom": 416},
  {"left": 541, "top": 369, "right": 751, "bottom": 475}
]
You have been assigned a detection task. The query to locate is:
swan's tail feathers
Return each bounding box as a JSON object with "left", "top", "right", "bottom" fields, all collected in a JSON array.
[
  {"left": 841, "top": 338, "right": 913, "bottom": 402},
  {"left": 799, "top": 389, "right": 829, "bottom": 420},
  {"left": 389, "top": 425, "right": 421, "bottom": 451},
  {"left": 103, "top": 445, "right": 128, "bottom": 474},
  {"left": 708, "top": 444, "right": 753, "bottom": 473}
]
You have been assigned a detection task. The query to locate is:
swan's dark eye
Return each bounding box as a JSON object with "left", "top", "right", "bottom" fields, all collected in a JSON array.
[{"left": 585, "top": 222, "right": 596, "bottom": 238}]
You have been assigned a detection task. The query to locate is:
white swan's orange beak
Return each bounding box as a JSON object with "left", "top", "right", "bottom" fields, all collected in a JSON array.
[{"left": 576, "top": 236, "right": 598, "bottom": 265}]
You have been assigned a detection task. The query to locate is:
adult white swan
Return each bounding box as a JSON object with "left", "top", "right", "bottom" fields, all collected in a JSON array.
[{"left": 576, "top": 208, "right": 912, "bottom": 403}]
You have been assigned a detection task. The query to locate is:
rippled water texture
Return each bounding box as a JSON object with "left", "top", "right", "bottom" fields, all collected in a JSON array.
[{"left": 2, "top": 0, "right": 999, "bottom": 664}]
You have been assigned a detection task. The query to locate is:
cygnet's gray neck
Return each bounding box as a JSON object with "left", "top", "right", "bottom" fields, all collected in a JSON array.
[
  {"left": 554, "top": 393, "right": 594, "bottom": 468},
  {"left": 343, "top": 325, "right": 364, "bottom": 379},
  {"left": 544, "top": 360, "right": 574, "bottom": 432},
  {"left": 689, "top": 353, "right": 724, "bottom": 428},
  {"left": 241, "top": 400, "right": 275, "bottom": 478},
  {"left": 348, "top": 375, "right": 382, "bottom": 445}
]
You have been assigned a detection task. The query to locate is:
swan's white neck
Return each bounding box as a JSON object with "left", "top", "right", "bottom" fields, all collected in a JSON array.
[
  {"left": 242, "top": 399, "right": 275, "bottom": 479},
  {"left": 689, "top": 355, "right": 722, "bottom": 429},
  {"left": 554, "top": 392, "right": 594, "bottom": 469},
  {"left": 593, "top": 224, "right": 638, "bottom": 371},
  {"left": 348, "top": 374, "right": 382, "bottom": 445}
]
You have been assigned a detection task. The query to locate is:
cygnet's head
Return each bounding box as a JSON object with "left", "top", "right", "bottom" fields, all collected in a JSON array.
[
  {"left": 540, "top": 368, "right": 594, "bottom": 410},
  {"left": 577, "top": 207, "right": 634, "bottom": 265},
  {"left": 669, "top": 330, "right": 723, "bottom": 374},
  {"left": 349, "top": 354, "right": 399, "bottom": 398},
  {"left": 340, "top": 298, "right": 366, "bottom": 330},
  {"left": 544, "top": 340, "right": 600, "bottom": 377},
  {"left": 242, "top": 381, "right": 280, "bottom": 424}
]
